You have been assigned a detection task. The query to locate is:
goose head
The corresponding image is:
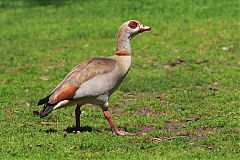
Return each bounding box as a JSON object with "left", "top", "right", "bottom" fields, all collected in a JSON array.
[{"left": 117, "top": 20, "right": 151, "bottom": 40}]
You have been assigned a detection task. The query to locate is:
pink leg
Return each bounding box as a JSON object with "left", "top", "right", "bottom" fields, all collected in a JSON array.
[
  {"left": 103, "top": 110, "right": 133, "bottom": 136},
  {"left": 103, "top": 111, "right": 118, "bottom": 133}
]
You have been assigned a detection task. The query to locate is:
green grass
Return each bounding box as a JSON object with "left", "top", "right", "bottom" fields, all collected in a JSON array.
[{"left": 0, "top": 0, "right": 239, "bottom": 159}]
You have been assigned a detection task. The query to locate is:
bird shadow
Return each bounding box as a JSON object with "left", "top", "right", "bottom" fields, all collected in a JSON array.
[
  {"left": 33, "top": 110, "right": 40, "bottom": 116},
  {"left": 42, "top": 125, "right": 95, "bottom": 134},
  {"left": 64, "top": 126, "right": 93, "bottom": 133}
]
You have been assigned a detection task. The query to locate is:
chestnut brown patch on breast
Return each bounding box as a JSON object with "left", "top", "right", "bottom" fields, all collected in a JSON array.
[
  {"left": 116, "top": 51, "right": 131, "bottom": 56},
  {"left": 128, "top": 21, "right": 138, "bottom": 29}
]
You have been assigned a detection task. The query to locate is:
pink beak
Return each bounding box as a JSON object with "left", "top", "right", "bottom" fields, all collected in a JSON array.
[{"left": 139, "top": 24, "right": 151, "bottom": 33}]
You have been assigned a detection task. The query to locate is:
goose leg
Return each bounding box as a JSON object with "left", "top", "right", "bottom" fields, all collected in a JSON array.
[
  {"left": 103, "top": 109, "right": 134, "bottom": 136},
  {"left": 75, "top": 105, "right": 81, "bottom": 133}
]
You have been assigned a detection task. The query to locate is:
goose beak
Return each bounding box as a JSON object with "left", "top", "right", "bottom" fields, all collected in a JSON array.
[{"left": 139, "top": 24, "right": 151, "bottom": 33}]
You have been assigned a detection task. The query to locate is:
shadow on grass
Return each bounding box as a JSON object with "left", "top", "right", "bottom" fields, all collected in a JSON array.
[
  {"left": 41, "top": 125, "right": 95, "bottom": 134},
  {"left": 65, "top": 126, "right": 93, "bottom": 133}
]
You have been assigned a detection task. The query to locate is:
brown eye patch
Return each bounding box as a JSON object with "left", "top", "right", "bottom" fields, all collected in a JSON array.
[{"left": 128, "top": 21, "right": 138, "bottom": 29}]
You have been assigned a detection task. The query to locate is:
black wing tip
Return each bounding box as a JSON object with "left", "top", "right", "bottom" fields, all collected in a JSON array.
[
  {"left": 37, "top": 100, "right": 44, "bottom": 106},
  {"left": 38, "top": 95, "right": 51, "bottom": 106}
]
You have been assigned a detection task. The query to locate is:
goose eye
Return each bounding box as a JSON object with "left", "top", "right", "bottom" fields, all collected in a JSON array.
[{"left": 128, "top": 21, "right": 138, "bottom": 29}]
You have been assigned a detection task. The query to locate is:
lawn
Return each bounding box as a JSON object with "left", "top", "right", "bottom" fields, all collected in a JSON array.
[{"left": 0, "top": 0, "right": 239, "bottom": 159}]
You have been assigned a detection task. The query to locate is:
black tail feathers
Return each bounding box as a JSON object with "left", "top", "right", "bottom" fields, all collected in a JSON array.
[
  {"left": 39, "top": 105, "right": 54, "bottom": 118},
  {"left": 38, "top": 95, "right": 50, "bottom": 106},
  {"left": 38, "top": 95, "right": 54, "bottom": 118}
]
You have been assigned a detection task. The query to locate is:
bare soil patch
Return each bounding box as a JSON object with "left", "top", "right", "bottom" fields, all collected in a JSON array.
[
  {"left": 137, "top": 106, "right": 162, "bottom": 116},
  {"left": 165, "top": 120, "right": 185, "bottom": 131},
  {"left": 138, "top": 124, "right": 155, "bottom": 134}
]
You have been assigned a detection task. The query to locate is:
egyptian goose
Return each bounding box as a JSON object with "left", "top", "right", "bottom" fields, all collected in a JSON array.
[{"left": 38, "top": 20, "right": 151, "bottom": 136}]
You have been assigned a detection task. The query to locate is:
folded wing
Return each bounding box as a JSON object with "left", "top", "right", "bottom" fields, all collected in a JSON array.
[{"left": 38, "top": 58, "right": 116, "bottom": 105}]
